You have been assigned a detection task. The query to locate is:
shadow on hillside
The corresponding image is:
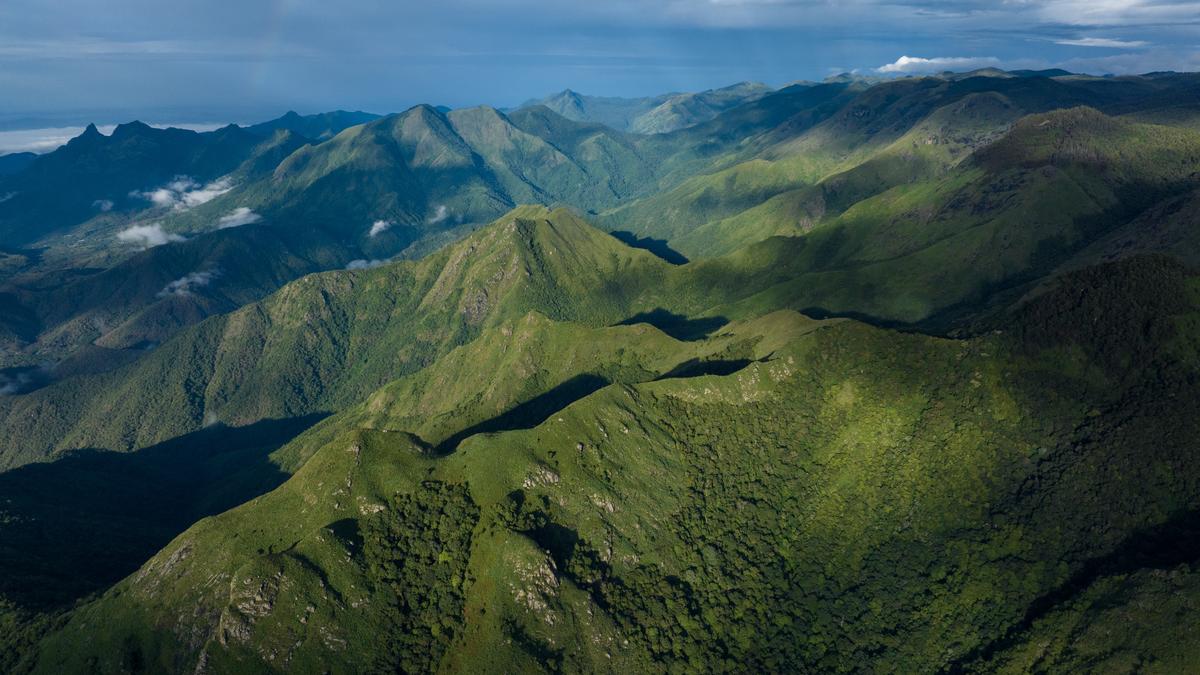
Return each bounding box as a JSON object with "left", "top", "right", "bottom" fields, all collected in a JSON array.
[
  {"left": 657, "top": 358, "right": 755, "bottom": 380},
  {"left": 617, "top": 308, "right": 728, "bottom": 341},
  {"left": 609, "top": 231, "right": 690, "bottom": 265},
  {"left": 952, "top": 506, "right": 1200, "bottom": 669},
  {"left": 0, "top": 365, "right": 53, "bottom": 395},
  {"left": 0, "top": 413, "right": 327, "bottom": 609},
  {"left": 797, "top": 305, "right": 919, "bottom": 330},
  {"left": 435, "top": 374, "right": 611, "bottom": 454},
  {"left": 0, "top": 293, "right": 41, "bottom": 344}
]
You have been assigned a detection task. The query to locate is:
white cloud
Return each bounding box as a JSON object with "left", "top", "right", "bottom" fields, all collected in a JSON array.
[
  {"left": 368, "top": 219, "right": 393, "bottom": 237},
  {"left": 131, "top": 175, "right": 232, "bottom": 210},
  {"left": 0, "top": 371, "right": 33, "bottom": 395},
  {"left": 116, "top": 223, "right": 186, "bottom": 249},
  {"left": 1056, "top": 37, "right": 1149, "bottom": 48},
  {"left": 180, "top": 178, "right": 232, "bottom": 207},
  {"left": 217, "top": 206, "right": 262, "bottom": 229},
  {"left": 0, "top": 377, "right": 26, "bottom": 396},
  {"left": 0, "top": 124, "right": 116, "bottom": 154},
  {"left": 877, "top": 55, "right": 1001, "bottom": 74},
  {"left": 427, "top": 204, "right": 449, "bottom": 225},
  {"left": 157, "top": 269, "right": 220, "bottom": 298},
  {"left": 0, "top": 192, "right": 15, "bottom": 204},
  {"left": 93, "top": 199, "right": 114, "bottom": 212},
  {"left": 0, "top": 123, "right": 230, "bottom": 155},
  {"left": 346, "top": 258, "right": 390, "bottom": 270},
  {"left": 0, "top": 364, "right": 52, "bottom": 395},
  {"left": 141, "top": 187, "right": 178, "bottom": 208}
]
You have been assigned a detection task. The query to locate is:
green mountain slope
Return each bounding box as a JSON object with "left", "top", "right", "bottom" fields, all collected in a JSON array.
[
  {"left": 659, "top": 107, "right": 1200, "bottom": 327},
  {"left": 190, "top": 105, "right": 657, "bottom": 251},
  {"left": 518, "top": 83, "right": 774, "bottom": 135},
  {"left": 5, "top": 72, "right": 1194, "bottom": 374},
  {"left": 21, "top": 253, "right": 1200, "bottom": 673},
  {"left": 971, "top": 566, "right": 1200, "bottom": 673},
  {"left": 0, "top": 130, "right": 314, "bottom": 367},
  {"left": 0, "top": 73, "right": 1136, "bottom": 370},
  {"left": 0, "top": 207, "right": 679, "bottom": 470},
  {"left": 516, "top": 89, "right": 675, "bottom": 132},
  {"left": 603, "top": 72, "right": 1197, "bottom": 258},
  {"left": 629, "top": 82, "right": 774, "bottom": 134},
  {"left": 6, "top": 108, "right": 1200, "bottom": 466}
]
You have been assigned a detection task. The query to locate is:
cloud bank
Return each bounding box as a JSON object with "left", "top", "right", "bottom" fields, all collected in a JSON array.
[
  {"left": 427, "top": 205, "right": 449, "bottom": 225},
  {"left": 369, "top": 219, "right": 393, "bottom": 237},
  {"left": 116, "top": 223, "right": 186, "bottom": 249},
  {"left": 157, "top": 269, "right": 220, "bottom": 297},
  {"left": 217, "top": 206, "right": 261, "bottom": 228},
  {"left": 131, "top": 175, "right": 231, "bottom": 210},
  {"left": 0, "top": 364, "right": 53, "bottom": 395},
  {"left": 877, "top": 55, "right": 1001, "bottom": 75},
  {"left": 0, "top": 124, "right": 116, "bottom": 155},
  {"left": 0, "top": 123, "right": 228, "bottom": 155},
  {"left": 346, "top": 258, "right": 390, "bottom": 270}
]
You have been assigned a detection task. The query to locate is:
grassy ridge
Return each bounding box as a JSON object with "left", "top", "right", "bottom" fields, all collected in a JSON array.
[
  {"left": 6, "top": 126, "right": 1200, "bottom": 466},
  {"left": 0, "top": 208, "right": 678, "bottom": 469},
  {"left": 21, "top": 255, "right": 1200, "bottom": 673}
]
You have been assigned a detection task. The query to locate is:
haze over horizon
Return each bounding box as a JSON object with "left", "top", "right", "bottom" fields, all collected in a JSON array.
[{"left": 3, "top": 0, "right": 1199, "bottom": 134}]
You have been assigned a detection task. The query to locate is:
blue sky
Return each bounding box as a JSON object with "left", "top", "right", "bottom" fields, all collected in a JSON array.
[{"left": 1, "top": 0, "right": 1198, "bottom": 127}]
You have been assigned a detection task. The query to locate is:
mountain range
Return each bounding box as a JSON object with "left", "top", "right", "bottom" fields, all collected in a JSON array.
[
  {"left": 2, "top": 70, "right": 1200, "bottom": 673},
  {"left": 516, "top": 81, "right": 774, "bottom": 134}
]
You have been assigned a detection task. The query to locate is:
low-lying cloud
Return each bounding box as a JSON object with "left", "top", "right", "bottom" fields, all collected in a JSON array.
[
  {"left": 157, "top": 268, "right": 220, "bottom": 298},
  {"left": 93, "top": 199, "right": 114, "bottom": 212},
  {"left": 368, "top": 219, "right": 393, "bottom": 237},
  {"left": 116, "top": 223, "right": 186, "bottom": 249},
  {"left": 0, "top": 365, "right": 52, "bottom": 395},
  {"left": 877, "top": 55, "right": 1001, "bottom": 75},
  {"left": 346, "top": 258, "right": 390, "bottom": 270},
  {"left": 217, "top": 206, "right": 261, "bottom": 229},
  {"left": 0, "top": 372, "right": 33, "bottom": 396},
  {"left": 0, "top": 124, "right": 116, "bottom": 155},
  {"left": 0, "top": 123, "right": 225, "bottom": 155},
  {"left": 131, "top": 175, "right": 231, "bottom": 210},
  {"left": 427, "top": 205, "right": 449, "bottom": 225}
]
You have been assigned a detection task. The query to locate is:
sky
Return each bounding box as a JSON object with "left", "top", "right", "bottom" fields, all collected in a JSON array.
[{"left": 1, "top": 0, "right": 1199, "bottom": 142}]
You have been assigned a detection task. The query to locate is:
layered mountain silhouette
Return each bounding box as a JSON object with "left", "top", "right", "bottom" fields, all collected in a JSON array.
[
  {"left": 2, "top": 70, "right": 1200, "bottom": 673},
  {"left": 517, "top": 81, "right": 774, "bottom": 134}
]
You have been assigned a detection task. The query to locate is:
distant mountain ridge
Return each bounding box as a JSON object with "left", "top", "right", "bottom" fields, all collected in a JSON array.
[
  {"left": 2, "top": 69, "right": 1196, "bottom": 375},
  {"left": 246, "top": 109, "right": 381, "bottom": 140},
  {"left": 517, "top": 81, "right": 774, "bottom": 133},
  {"left": 0, "top": 121, "right": 292, "bottom": 246}
]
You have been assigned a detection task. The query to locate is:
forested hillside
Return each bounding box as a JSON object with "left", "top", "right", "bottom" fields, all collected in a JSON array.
[{"left": 2, "top": 70, "right": 1200, "bottom": 673}]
